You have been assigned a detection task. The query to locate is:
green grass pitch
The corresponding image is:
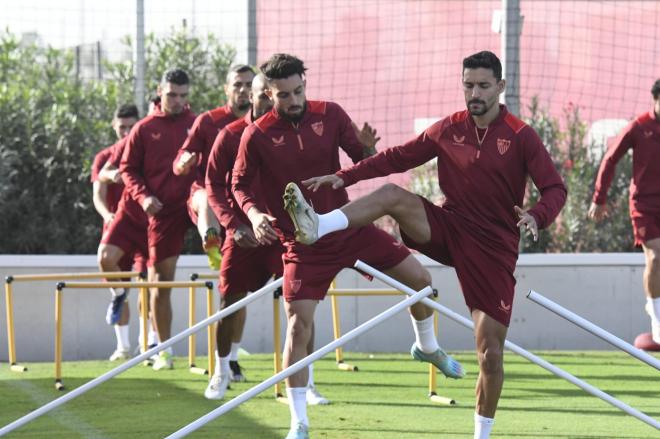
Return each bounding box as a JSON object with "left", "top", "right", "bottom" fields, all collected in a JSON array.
[{"left": 1, "top": 351, "right": 658, "bottom": 438}]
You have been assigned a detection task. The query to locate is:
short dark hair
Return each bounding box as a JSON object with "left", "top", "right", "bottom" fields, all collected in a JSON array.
[
  {"left": 226, "top": 64, "right": 255, "bottom": 83},
  {"left": 462, "top": 51, "right": 502, "bottom": 81},
  {"left": 652, "top": 79, "right": 660, "bottom": 100},
  {"left": 260, "top": 53, "right": 307, "bottom": 81},
  {"left": 115, "top": 103, "right": 139, "bottom": 119},
  {"left": 161, "top": 68, "right": 190, "bottom": 86}
]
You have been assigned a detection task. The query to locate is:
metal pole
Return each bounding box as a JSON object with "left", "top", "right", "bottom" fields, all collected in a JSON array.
[
  {"left": 527, "top": 290, "right": 660, "bottom": 371},
  {"left": 166, "top": 286, "right": 434, "bottom": 438},
  {"left": 501, "top": 0, "right": 521, "bottom": 116},
  {"left": 355, "top": 261, "right": 660, "bottom": 431},
  {"left": 135, "top": 0, "right": 146, "bottom": 116},
  {"left": 0, "top": 278, "right": 282, "bottom": 436},
  {"left": 247, "top": 0, "right": 257, "bottom": 66}
]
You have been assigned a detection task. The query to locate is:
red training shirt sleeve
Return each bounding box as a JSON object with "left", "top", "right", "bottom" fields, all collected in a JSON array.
[
  {"left": 523, "top": 126, "right": 568, "bottom": 229},
  {"left": 592, "top": 120, "right": 635, "bottom": 205},
  {"left": 206, "top": 129, "right": 243, "bottom": 232},
  {"left": 172, "top": 113, "right": 205, "bottom": 175},
  {"left": 334, "top": 103, "right": 367, "bottom": 163},
  {"left": 120, "top": 125, "right": 152, "bottom": 206},
  {"left": 232, "top": 127, "right": 262, "bottom": 217}
]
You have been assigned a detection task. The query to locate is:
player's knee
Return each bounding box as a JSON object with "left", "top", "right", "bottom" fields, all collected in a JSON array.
[
  {"left": 287, "top": 314, "right": 313, "bottom": 343},
  {"left": 647, "top": 249, "right": 660, "bottom": 271},
  {"left": 478, "top": 346, "right": 503, "bottom": 375},
  {"left": 97, "top": 247, "right": 117, "bottom": 270}
]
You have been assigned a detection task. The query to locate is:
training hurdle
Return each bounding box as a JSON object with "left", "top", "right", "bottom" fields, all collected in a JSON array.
[
  {"left": 3, "top": 271, "right": 144, "bottom": 373},
  {"left": 0, "top": 277, "right": 284, "bottom": 436},
  {"left": 527, "top": 290, "right": 660, "bottom": 370},
  {"left": 327, "top": 280, "right": 455, "bottom": 405},
  {"left": 355, "top": 261, "right": 660, "bottom": 431},
  {"left": 52, "top": 280, "right": 213, "bottom": 390},
  {"left": 166, "top": 273, "right": 435, "bottom": 438},
  {"left": 188, "top": 273, "right": 219, "bottom": 375}
]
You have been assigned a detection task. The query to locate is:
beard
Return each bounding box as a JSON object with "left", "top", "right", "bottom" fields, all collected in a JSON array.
[
  {"left": 467, "top": 99, "right": 490, "bottom": 116},
  {"left": 277, "top": 102, "right": 306, "bottom": 123},
  {"left": 236, "top": 102, "right": 251, "bottom": 112}
]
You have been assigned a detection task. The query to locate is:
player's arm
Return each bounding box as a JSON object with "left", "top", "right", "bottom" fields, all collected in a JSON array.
[
  {"left": 120, "top": 127, "right": 162, "bottom": 215},
  {"left": 206, "top": 130, "right": 258, "bottom": 248},
  {"left": 520, "top": 127, "right": 568, "bottom": 241},
  {"left": 98, "top": 161, "right": 122, "bottom": 184},
  {"left": 173, "top": 114, "right": 206, "bottom": 175},
  {"left": 92, "top": 180, "right": 114, "bottom": 225},
  {"left": 588, "top": 121, "right": 635, "bottom": 221},
  {"left": 232, "top": 129, "right": 277, "bottom": 245},
  {"left": 304, "top": 128, "right": 438, "bottom": 192}
]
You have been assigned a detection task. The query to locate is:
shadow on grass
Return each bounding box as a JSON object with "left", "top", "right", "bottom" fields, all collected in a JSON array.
[{"left": 0, "top": 375, "right": 285, "bottom": 439}]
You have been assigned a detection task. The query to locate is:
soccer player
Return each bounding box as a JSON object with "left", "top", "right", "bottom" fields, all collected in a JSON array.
[
  {"left": 173, "top": 65, "right": 256, "bottom": 270},
  {"left": 233, "top": 54, "right": 464, "bottom": 439},
  {"left": 289, "top": 51, "right": 567, "bottom": 439},
  {"left": 121, "top": 69, "right": 197, "bottom": 370},
  {"left": 589, "top": 79, "right": 660, "bottom": 350},
  {"left": 92, "top": 104, "right": 147, "bottom": 360}
]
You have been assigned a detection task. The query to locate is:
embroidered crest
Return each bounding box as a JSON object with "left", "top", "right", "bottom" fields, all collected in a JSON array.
[
  {"left": 271, "top": 136, "right": 285, "bottom": 146},
  {"left": 311, "top": 121, "right": 324, "bottom": 137},
  {"left": 289, "top": 279, "right": 302, "bottom": 294},
  {"left": 452, "top": 134, "right": 465, "bottom": 144},
  {"left": 497, "top": 138, "right": 511, "bottom": 155}
]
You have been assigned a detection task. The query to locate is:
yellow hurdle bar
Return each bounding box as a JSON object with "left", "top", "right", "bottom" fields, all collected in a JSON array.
[
  {"left": 53, "top": 280, "right": 214, "bottom": 390},
  {"left": 4, "top": 271, "right": 143, "bottom": 373},
  {"left": 272, "top": 287, "right": 288, "bottom": 404},
  {"left": 206, "top": 288, "right": 215, "bottom": 377},
  {"left": 139, "top": 284, "right": 150, "bottom": 366},
  {"left": 189, "top": 273, "right": 219, "bottom": 375}
]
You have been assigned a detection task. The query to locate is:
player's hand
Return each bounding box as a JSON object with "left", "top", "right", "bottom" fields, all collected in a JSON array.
[
  {"left": 233, "top": 224, "right": 259, "bottom": 248},
  {"left": 110, "top": 170, "right": 122, "bottom": 184},
  {"left": 142, "top": 196, "right": 163, "bottom": 216},
  {"left": 352, "top": 121, "right": 380, "bottom": 156},
  {"left": 175, "top": 151, "right": 197, "bottom": 175},
  {"left": 302, "top": 174, "right": 345, "bottom": 192},
  {"left": 514, "top": 205, "right": 538, "bottom": 242},
  {"left": 248, "top": 209, "right": 278, "bottom": 245},
  {"left": 587, "top": 202, "right": 608, "bottom": 222}
]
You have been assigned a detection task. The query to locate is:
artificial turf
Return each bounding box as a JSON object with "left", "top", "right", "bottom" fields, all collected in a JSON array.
[{"left": 1, "top": 351, "right": 658, "bottom": 438}]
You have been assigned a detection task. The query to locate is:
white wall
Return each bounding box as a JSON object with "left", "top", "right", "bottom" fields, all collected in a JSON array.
[{"left": 0, "top": 253, "right": 648, "bottom": 362}]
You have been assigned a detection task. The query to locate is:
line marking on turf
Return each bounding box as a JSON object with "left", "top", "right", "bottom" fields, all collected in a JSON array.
[{"left": 5, "top": 379, "right": 110, "bottom": 438}]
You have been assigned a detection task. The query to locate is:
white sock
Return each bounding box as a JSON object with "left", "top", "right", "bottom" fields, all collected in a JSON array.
[
  {"left": 317, "top": 209, "right": 348, "bottom": 239},
  {"left": 307, "top": 364, "right": 315, "bottom": 387},
  {"left": 648, "top": 297, "right": 660, "bottom": 323},
  {"left": 147, "top": 323, "right": 158, "bottom": 346},
  {"left": 109, "top": 287, "right": 125, "bottom": 297},
  {"left": 286, "top": 387, "right": 308, "bottom": 428},
  {"left": 474, "top": 413, "right": 495, "bottom": 439},
  {"left": 114, "top": 325, "right": 130, "bottom": 351},
  {"left": 215, "top": 355, "right": 230, "bottom": 378},
  {"left": 158, "top": 345, "right": 173, "bottom": 355},
  {"left": 411, "top": 314, "right": 440, "bottom": 353},
  {"left": 229, "top": 342, "right": 241, "bottom": 361}
]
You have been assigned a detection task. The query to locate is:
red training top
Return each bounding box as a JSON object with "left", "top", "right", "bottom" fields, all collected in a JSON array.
[
  {"left": 120, "top": 105, "right": 196, "bottom": 215},
  {"left": 337, "top": 105, "right": 567, "bottom": 256},
  {"left": 206, "top": 113, "right": 261, "bottom": 233},
  {"left": 593, "top": 110, "right": 660, "bottom": 217},
  {"left": 232, "top": 101, "right": 366, "bottom": 243},
  {"left": 91, "top": 141, "right": 124, "bottom": 213},
  {"left": 173, "top": 104, "right": 237, "bottom": 188},
  {"left": 108, "top": 137, "right": 149, "bottom": 226}
]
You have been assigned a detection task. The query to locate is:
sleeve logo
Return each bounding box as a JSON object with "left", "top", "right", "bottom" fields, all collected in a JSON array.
[{"left": 497, "top": 138, "right": 511, "bottom": 155}]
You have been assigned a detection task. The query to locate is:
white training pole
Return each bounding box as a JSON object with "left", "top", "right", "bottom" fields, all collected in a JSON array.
[
  {"left": 166, "top": 285, "right": 434, "bottom": 438},
  {"left": 0, "top": 278, "right": 283, "bottom": 437},
  {"left": 527, "top": 290, "right": 660, "bottom": 371},
  {"left": 354, "top": 260, "right": 660, "bottom": 431}
]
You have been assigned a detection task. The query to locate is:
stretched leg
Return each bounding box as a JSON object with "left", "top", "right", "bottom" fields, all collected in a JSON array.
[
  {"left": 150, "top": 255, "right": 178, "bottom": 370},
  {"left": 283, "top": 299, "right": 317, "bottom": 435},
  {"left": 642, "top": 238, "right": 660, "bottom": 343},
  {"left": 472, "top": 309, "right": 507, "bottom": 439}
]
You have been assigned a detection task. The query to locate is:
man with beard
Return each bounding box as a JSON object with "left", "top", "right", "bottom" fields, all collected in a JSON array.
[
  {"left": 174, "top": 65, "right": 255, "bottom": 272},
  {"left": 232, "top": 54, "right": 463, "bottom": 439},
  {"left": 287, "top": 51, "right": 567, "bottom": 439},
  {"left": 121, "top": 69, "right": 197, "bottom": 370}
]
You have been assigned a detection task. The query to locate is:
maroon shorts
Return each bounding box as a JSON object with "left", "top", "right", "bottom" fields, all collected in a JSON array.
[
  {"left": 147, "top": 208, "right": 192, "bottom": 264},
  {"left": 400, "top": 197, "right": 517, "bottom": 327},
  {"left": 631, "top": 212, "right": 660, "bottom": 246},
  {"left": 219, "top": 231, "right": 284, "bottom": 297},
  {"left": 282, "top": 225, "right": 410, "bottom": 302},
  {"left": 101, "top": 209, "right": 150, "bottom": 270}
]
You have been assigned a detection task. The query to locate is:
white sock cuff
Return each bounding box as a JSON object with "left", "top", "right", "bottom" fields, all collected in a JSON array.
[
  {"left": 411, "top": 314, "right": 434, "bottom": 327},
  {"left": 648, "top": 297, "right": 660, "bottom": 322},
  {"left": 474, "top": 413, "right": 495, "bottom": 425},
  {"left": 317, "top": 209, "right": 349, "bottom": 239},
  {"left": 230, "top": 342, "right": 241, "bottom": 361}
]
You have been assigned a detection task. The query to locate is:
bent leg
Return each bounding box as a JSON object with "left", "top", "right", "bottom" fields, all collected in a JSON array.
[
  {"left": 642, "top": 238, "right": 660, "bottom": 300},
  {"left": 191, "top": 188, "right": 221, "bottom": 239},
  {"left": 472, "top": 309, "right": 507, "bottom": 418}
]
